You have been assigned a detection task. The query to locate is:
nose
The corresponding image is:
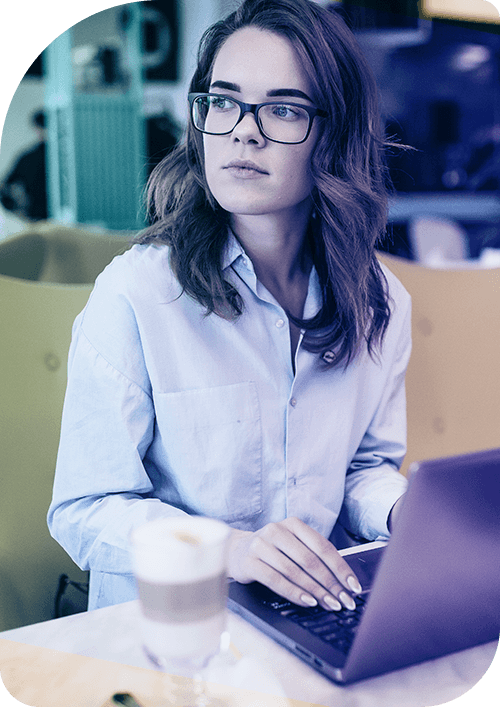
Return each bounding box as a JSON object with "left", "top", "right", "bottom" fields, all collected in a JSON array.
[{"left": 231, "top": 110, "right": 266, "bottom": 146}]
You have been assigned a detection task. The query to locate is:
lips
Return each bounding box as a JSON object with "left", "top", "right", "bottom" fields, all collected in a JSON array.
[{"left": 223, "top": 159, "right": 269, "bottom": 174}]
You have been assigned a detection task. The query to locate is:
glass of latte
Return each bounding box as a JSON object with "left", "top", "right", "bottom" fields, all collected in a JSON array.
[{"left": 130, "top": 515, "right": 231, "bottom": 705}]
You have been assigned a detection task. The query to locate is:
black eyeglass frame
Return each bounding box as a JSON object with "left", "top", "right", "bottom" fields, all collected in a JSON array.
[{"left": 188, "top": 92, "right": 328, "bottom": 144}]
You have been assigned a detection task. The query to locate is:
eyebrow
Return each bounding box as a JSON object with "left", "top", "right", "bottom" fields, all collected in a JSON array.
[{"left": 209, "top": 80, "right": 313, "bottom": 103}]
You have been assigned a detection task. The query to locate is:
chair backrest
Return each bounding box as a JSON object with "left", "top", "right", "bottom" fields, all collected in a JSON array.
[
  {"left": 0, "top": 233, "right": 47, "bottom": 280},
  {"left": 377, "top": 252, "right": 500, "bottom": 475},
  {"left": 0, "top": 277, "right": 92, "bottom": 629},
  {"left": 0, "top": 222, "right": 130, "bottom": 284},
  {"left": 0, "top": 225, "right": 131, "bottom": 629}
]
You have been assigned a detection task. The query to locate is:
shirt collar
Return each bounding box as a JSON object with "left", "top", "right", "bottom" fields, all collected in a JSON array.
[
  {"left": 222, "top": 229, "right": 321, "bottom": 318},
  {"left": 221, "top": 230, "right": 247, "bottom": 271},
  {"left": 303, "top": 266, "right": 321, "bottom": 320}
]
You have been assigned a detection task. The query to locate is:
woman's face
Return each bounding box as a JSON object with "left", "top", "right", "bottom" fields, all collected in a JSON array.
[{"left": 202, "top": 27, "right": 320, "bottom": 221}]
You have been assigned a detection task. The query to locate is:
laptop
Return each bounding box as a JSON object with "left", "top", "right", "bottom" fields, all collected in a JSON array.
[{"left": 228, "top": 447, "right": 500, "bottom": 683}]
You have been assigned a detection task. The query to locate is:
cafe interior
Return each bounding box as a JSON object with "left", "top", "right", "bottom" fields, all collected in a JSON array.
[{"left": 0, "top": 1, "right": 499, "bottom": 705}]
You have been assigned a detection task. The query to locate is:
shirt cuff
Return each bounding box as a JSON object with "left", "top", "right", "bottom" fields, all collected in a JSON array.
[{"left": 342, "top": 466, "right": 408, "bottom": 541}]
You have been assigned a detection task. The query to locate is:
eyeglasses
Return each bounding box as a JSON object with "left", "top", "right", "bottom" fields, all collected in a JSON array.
[{"left": 188, "top": 93, "right": 327, "bottom": 145}]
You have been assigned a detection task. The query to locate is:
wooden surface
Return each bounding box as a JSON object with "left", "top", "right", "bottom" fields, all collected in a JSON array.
[{"left": 0, "top": 598, "right": 498, "bottom": 707}]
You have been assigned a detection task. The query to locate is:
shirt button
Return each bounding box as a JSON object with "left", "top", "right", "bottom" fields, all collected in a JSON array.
[
  {"left": 290, "top": 398, "right": 297, "bottom": 407},
  {"left": 276, "top": 318, "right": 285, "bottom": 328}
]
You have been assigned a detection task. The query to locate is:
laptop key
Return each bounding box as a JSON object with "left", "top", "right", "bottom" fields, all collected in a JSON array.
[
  {"left": 338, "top": 616, "right": 358, "bottom": 627},
  {"left": 312, "top": 624, "right": 341, "bottom": 637},
  {"left": 322, "top": 631, "right": 346, "bottom": 643},
  {"left": 299, "top": 616, "right": 333, "bottom": 628},
  {"left": 336, "top": 639, "right": 351, "bottom": 653},
  {"left": 280, "top": 609, "right": 302, "bottom": 618},
  {"left": 269, "top": 600, "right": 293, "bottom": 610}
]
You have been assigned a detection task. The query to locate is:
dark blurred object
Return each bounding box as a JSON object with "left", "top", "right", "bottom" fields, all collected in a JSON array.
[
  {"left": 111, "top": 694, "right": 144, "bottom": 707},
  {"left": 430, "top": 100, "right": 460, "bottom": 145},
  {"left": 429, "top": 99, "right": 461, "bottom": 190},
  {"left": 378, "top": 222, "right": 413, "bottom": 259},
  {"left": 375, "top": 19, "right": 499, "bottom": 192},
  {"left": 146, "top": 113, "right": 181, "bottom": 176},
  {"left": 25, "top": 51, "right": 44, "bottom": 78},
  {"left": 465, "top": 125, "right": 500, "bottom": 191},
  {"left": 54, "top": 574, "right": 89, "bottom": 618},
  {"left": 120, "top": 1, "right": 179, "bottom": 82},
  {"left": 440, "top": 124, "right": 500, "bottom": 193},
  {"left": 0, "top": 110, "right": 47, "bottom": 221},
  {"left": 336, "top": 0, "right": 421, "bottom": 30},
  {"left": 142, "top": 1, "right": 179, "bottom": 81},
  {"left": 385, "top": 119, "right": 417, "bottom": 192},
  {"left": 464, "top": 125, "right": 500, "bottom": 253},
  {"left": 98, "top": 47, "right": 121, "bottom": 85}
]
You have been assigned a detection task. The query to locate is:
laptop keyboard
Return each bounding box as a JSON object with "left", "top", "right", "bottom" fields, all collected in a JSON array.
[{"left": 262, "top": 593, "right": 368, "bottom": 654}]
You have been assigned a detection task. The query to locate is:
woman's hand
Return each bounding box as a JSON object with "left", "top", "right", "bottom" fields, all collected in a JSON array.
[{"left": 227, "top": 517, "right": 362, "bottom": 611}]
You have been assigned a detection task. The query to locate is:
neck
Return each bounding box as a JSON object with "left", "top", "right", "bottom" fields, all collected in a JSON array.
[
  {"left": 229, "top": 201, "right": 313, "bottom": 288},
  {"left": 229, "top": 201, "right": 314, "bottom": 321}
]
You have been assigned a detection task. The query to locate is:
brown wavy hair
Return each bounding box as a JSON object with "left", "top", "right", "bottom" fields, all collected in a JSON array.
[{"left": 136, "top": 0, "right": 394, "bottom": 367}]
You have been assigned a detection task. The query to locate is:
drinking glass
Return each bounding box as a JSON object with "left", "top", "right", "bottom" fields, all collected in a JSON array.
[{"left": 130, "top": 515, "right": 232, "bottom": 706}]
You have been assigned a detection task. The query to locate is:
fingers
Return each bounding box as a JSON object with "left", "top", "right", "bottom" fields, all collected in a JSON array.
[
  {"left": 262, "top": 518, "right": 362, "bottom": 610},
  {"left": 247, "top": 534, "right": 348, "bottom": 611},
  {"left": 282, "top": 517, "right": 362, "bottom": 595},
  {"left": 227, "top": 519, "right": 363, "bottom": 612}
]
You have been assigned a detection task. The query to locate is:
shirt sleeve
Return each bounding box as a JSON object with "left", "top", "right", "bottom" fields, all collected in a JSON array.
[
  {"left": 47, "top": 268, "right": 187, "bottom": 577},
  {"left": 338, "top": 276, "right": 412, "bottom": 541}
]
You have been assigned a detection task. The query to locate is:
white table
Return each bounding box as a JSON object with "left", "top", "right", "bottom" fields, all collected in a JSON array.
[{"left": 0, "top": 592, "right": 497, "bottom": 707}]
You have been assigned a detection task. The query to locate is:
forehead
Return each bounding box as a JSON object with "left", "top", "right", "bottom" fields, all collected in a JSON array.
[{"left": 210, "top": 26, "right": 312, "bottom": 96}]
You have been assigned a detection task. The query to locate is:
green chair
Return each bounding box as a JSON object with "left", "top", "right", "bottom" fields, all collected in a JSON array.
[
  {"left": 0, "top": 224, "right": 131, "bottom": 630},
  {"left": 0, "top": 221, "right": 131, "bottom": 283}
]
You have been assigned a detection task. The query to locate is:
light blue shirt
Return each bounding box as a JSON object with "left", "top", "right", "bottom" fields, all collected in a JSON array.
[{"left": 48, "top": 236, "right": 411, "bottom": 610}]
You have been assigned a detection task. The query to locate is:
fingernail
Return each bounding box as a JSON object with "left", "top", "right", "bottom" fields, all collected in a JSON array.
[
  {"left": 324, "top": 595, "right": 342, "bottom": 611},
  {"left": 300, "top": 594, "right": 318, "bottom": 607},
  {"left": 347, "top": 575, "right": 362, "bottom": 594},
  {"left": 339, "top": 591, "right": 356, "bottom": 611}
]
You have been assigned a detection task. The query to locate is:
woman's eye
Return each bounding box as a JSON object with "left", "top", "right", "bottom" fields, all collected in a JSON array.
[
  {"left": 210, "top": 97, "right": 234, "bottom": 111},
  {"left": 272, "top": 104, "right": 299, "bottom": 120}
]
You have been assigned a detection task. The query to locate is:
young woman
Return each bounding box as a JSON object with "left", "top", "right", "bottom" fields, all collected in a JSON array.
[{"left": 49, "top": 0, "right": 411, "bottom": 614}]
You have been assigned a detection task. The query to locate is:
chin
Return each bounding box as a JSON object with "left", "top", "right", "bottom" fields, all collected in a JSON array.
[
  {"left": 210, "top": 185, "right": 312, "bottom": 219},
  {"left": 215, "top": 196, "right": 277, "bottom": 216}
]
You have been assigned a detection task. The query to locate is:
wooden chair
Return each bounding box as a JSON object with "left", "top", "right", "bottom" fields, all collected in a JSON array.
[
  {"left": 377, "top": 252, "right": 500, "bottom": 475},
  {"left": 0, "top": 225, "right": 131, "bottom": 630}
]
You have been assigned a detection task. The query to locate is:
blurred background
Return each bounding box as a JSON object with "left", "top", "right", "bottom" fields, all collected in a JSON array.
[
  {"left": 0, "top": 0, "right": 499, "bottom": 259},
  {"left": 0, "top": 0, "right": 241, "bottom": 235}
]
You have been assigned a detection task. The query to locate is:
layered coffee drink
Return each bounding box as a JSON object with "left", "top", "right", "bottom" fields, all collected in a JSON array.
[{"left": 131, "top": 516, "right": 231, "bottom": 663}]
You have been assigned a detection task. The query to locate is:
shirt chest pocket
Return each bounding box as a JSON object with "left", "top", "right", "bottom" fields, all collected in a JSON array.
[{"left": 154, "top": 382, "right": 262, "bottom": 523}]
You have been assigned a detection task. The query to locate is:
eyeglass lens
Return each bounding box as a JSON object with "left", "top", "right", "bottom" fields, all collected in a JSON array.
[{"left": 192, "top": 95, "right": 311, "bottom": 143}]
